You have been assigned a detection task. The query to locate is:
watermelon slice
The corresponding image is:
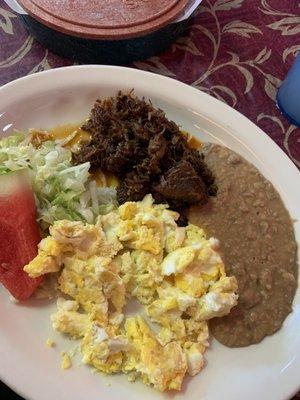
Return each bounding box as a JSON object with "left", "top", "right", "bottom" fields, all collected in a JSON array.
[{"left": 0, "top": 171, "right": 43, "bottom": 300}]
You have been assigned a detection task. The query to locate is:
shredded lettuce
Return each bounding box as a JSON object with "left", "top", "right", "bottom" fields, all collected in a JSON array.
[{"left": 0, "top": 134, "right": 117, "bottom": 226}]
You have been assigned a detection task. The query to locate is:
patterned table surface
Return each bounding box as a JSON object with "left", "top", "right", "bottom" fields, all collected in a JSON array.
[{"left": 0, "top": 0, "right": 299, "bottom": 399}]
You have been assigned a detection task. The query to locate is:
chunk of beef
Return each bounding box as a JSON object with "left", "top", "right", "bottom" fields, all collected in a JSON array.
[
  {"left": 153, "top": 160, "right": 208, "bottom": 209},
  {"left": 117, "top": 172, "right": 151, "bottom": 203},
  {"left": 183, "top": 149, "right": 217, "bottom": 196},
  {"left": 74, "top": 92, "right": 217, "bottom": 223}
]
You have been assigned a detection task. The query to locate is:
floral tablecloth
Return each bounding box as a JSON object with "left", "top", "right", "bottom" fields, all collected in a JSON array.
[{"left": 0, "top": 0, "right": 299, "bottom": 399}]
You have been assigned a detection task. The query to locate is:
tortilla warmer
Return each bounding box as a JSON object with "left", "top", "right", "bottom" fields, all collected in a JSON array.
[{"left": 7, "top": 0, "right": 199, "bottom": 64}]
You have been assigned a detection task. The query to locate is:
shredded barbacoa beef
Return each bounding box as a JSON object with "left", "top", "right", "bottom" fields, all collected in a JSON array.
[{"left": 74, "top": 92, "right": 217, "bottom": 223}]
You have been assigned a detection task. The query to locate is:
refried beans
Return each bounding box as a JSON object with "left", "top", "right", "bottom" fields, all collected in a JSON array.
[{"left": 189, "top": 144, "right": 298, "bottom": 347}]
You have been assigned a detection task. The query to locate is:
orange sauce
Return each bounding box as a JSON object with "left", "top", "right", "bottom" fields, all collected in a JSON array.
[
  {"left": 49, "top": 123, "right": 90, "bottom": 147},
  {"left": 187, "top": 136, "right": 202, "bottom": 150},
  {"left": 49, "top": 124, "right": 118, "bottom": 188},
  {"left": 93, "top": 170, "right": 118, "bottom": 188},
  {"left": 181, "top": 130, "right": 202, "bottom": 150}
]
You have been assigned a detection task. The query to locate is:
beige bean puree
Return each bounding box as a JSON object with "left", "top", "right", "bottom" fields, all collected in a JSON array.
[{"left": 189, "top": 144, "right": 298, "bottom": 347}]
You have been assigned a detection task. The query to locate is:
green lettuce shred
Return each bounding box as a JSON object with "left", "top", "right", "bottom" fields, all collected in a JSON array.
[{"left": 0, "top": 133, "right": 117, "bottom": 226}]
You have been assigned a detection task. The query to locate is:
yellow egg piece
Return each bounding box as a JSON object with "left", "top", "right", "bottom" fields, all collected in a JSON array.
[
  {"left": 161, "top": 246, "right": 196, "bottom": 276},
  {"left": 23, "top": 194, "right": 238, "bottom": 392},
  {"left": 175, "top": 273, "right": 205, "bottom": 297},
  {"left": 61, "top": 352, "right": 72, "bottom": 370}
]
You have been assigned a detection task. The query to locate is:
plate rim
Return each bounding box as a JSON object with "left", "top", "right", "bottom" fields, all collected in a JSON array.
[{"left": 0, "top": 65, "right": 299, "bottom": 400}]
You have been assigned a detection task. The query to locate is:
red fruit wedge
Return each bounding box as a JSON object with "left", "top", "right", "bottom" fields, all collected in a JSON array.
[{"left": 0, "top": 171, "right": 43, "bottom": 300}]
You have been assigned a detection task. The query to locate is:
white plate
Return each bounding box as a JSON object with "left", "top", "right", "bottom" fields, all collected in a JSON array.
[{"left": 0, "top": 66, "right": 299, "bottom": 400}]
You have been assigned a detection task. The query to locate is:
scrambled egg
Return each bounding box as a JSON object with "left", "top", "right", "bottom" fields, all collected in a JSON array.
[
  {"left": 24, "top": 194, "right": 238, "bottom": 391},
  {"left": 46, "top": 338, "right": 55, "bottom": 348},
  {"left": 61, "top": 352, "right": 72, "bottom": 369}
]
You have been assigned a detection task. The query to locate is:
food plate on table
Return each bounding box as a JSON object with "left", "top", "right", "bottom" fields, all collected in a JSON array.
[{"left": 0, "top": 66, "right": 299, "bottom": 400}]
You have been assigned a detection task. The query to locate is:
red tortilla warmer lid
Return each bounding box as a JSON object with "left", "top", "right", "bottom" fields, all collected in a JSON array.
[{"left": 18, "top": 0, "right": 190, "bottom": 40}]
